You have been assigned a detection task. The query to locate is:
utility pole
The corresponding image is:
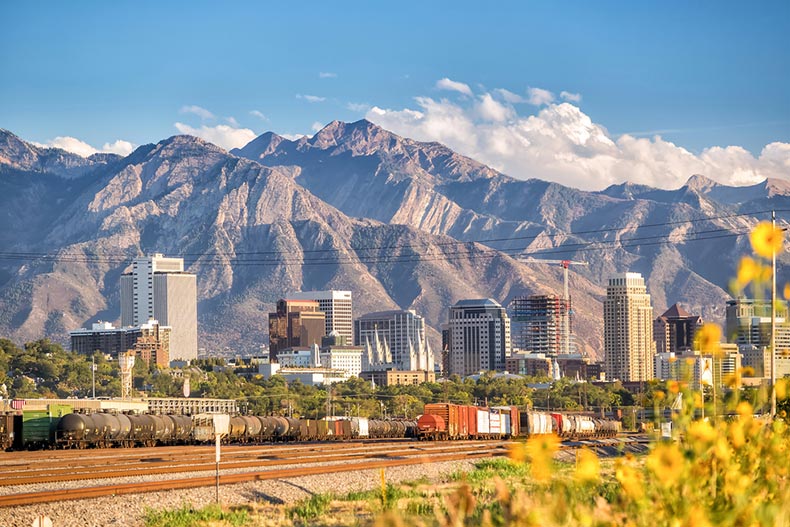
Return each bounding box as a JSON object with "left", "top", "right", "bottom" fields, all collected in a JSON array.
[
  {"left": 91, "top": 356, "right": 96, "bottom": 399},
  {"left": 771, "top": 210, "right": 777, "bottom": 418}
]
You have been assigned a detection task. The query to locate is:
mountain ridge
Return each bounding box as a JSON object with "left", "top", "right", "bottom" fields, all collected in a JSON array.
[{"left": 2, "top": 121, "right": 787, "bottom": 360}]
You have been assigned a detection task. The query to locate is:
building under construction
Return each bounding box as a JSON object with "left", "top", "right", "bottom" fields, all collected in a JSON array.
[{"left": 508, "top": 294, "right": 570, "bottom": 354}]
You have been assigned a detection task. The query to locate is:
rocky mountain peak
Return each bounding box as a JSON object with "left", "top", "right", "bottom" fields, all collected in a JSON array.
[
  {"left": 684, "top": 174, "right": 718, "bottom": 193},
  {"left": 230, "top": 131, "right": 288, "bottom": 160}
]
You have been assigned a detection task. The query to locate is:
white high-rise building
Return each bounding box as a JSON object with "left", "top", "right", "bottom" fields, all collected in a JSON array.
[
  {"left": 121, "top": 253, "right": 197, "bottom": 361},
  {"left": 604, "top": 272, "right": 654, "bottom": 382},
  {"left": 355, "top": 310, "right": 434, "bottom": 371},
  {"left": 288, "top": 290, "right": 353, "bottom": 344},
  {"left": 447, "top": 299, "right": 511, "bottom": 376}
]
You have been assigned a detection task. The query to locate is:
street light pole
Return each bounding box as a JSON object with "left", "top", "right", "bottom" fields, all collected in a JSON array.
[{"left": 91, "top": 356, "right": 96, "bottom": 400}]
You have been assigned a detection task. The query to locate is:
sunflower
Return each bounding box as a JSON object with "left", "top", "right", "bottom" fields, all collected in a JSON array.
[
  {"left": 574, "top": 448, "right": 601, "bottom": 483},
  {"left": 737, "top": 256, "right": 759, "bottom": 285},
  {"left": 749, "top": 221, "right": 784, "bottom": 259},
  {"left": 646, "top": 443, "right": 684, "bottom": 487}
]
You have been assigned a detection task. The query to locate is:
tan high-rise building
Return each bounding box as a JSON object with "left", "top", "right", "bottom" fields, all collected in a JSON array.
[
  {"left": 268, "top": 299, "right": 326, "bottom": 361},
  {"left": 288, "top": 290, "right": 353, "bottom": 344},
  {"left": 604, "top": 273, "right": 655, "bottom": 382},
  {"left": 120, "top": 254, "right": 197, "bottom": 361}
]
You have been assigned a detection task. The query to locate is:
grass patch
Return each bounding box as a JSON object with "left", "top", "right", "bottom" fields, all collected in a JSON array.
[
  {"left": 289, "top": 492, "right": 334, "bottom": 520},
  {"left": 451, "top": 457, "right": 528, "bottom": 485},
  {"left": 143, "top": 504, "right": 249, "bottom": 527}
]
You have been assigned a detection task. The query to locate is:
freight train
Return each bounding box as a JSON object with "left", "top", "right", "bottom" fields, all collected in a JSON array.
[
  {"left": 416, "top": 403, "right": 621, "bottom": 440},
  {"left": 0, "top": 402, "right": 622, "bottom": 450}
]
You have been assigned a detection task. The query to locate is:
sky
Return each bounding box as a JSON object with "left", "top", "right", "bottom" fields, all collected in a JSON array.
[{"left": 1, "top": 1, "right": 788, "bottom": 190}]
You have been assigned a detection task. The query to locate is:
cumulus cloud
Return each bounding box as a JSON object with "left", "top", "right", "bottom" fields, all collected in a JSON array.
[
  {"left": 560, "top": 90, "right": 582, "bottom": 103},
  {"left": 179, "top": 105, "right": 215, "bottom": 120},
  {"left": 34, "top": 136, "right": 136, "bottom": 157},
  {"left": 435, "top": 77, "right": 473, "bottom": 97},
  {"left": 296, "top": 94, "right": 326, "bottom": 103},
  {"left": 226, "top": 116, "right": 240, "bottom": 127},
  {"left": 281, "top": 133, "right": 307, "bottom": 141},
  {"left": 101, "top": 140, "right": 135, "bottom": 156},
  {"left": 249, "top": 110, "right": 268, "bottom": 121},
  {"left": 319, "top": 72, "right": 337, "bottom": 78},
  {"left": 311, "top": 121, "right": 324, "bottom": 132},
  {"left": 527, "top": 87, "right": 555, "bottom": 106},
  {"left": 366, "top": 83, "right": 790, "bottom": 190},
  {"left": 173, "top": 122, "right": 257, "bottom": 150}
]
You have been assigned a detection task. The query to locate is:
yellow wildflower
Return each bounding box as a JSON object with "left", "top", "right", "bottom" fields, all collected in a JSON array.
[
  {"left": 687, "top": 420, "right": 717, "bottom": 446},
  {"left": 750, "top": 221, "right": 784, "bottom": 259},
  {"left": 525, "top": 434, "right": 560, "bottom": 483},
  {"left": 667, "top": 380, "right": 680, "bottom": 394},
  {"left": 776, "top": 378, "right": 788, "bottom": 401},
  {"left": 654, "top": 390, "right": 666, "bottom": 402},
  {"left": 574, "top": 448, "right": 600, "bottom": 484},
  {"left": 507, "top": 441, "right": 527, "bottom": 464},
  {"left": 615, "top": 461, "right": 643, "bottom": 500},
  {"left": 737, "top": 256, "right": 759, "bottom": 285},
  {"left": 736, "top": 401, "right": 753, "bottom": 417},
  {"left": 785, "top": 283, "right": 790, "bottom": 300},
  {"left": 646, "top": 443, "right": 684, "bottom": 487},
  {"left": 694, "top": 323, "right": 722, "bottom": 357}
]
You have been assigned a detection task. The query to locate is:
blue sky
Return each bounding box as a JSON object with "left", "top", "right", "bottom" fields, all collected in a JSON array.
[{"left": 1, "top": 1, "right": 788, "bottom": 190}]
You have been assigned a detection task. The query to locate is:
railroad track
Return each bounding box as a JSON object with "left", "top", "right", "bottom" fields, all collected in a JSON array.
[
  {"left": 0, "top": 435, "right": 651, "bottom": 508},
  {"left": 0, "top": 440, "right": 506, "bottom": 486},
  {"left": 0, "top": 444, "right": 507, "bottom": 507}
]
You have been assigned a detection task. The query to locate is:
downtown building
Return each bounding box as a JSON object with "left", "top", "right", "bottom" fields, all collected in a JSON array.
[
  {"left": 603, "top": 273, "right": 655, "bottom": 382},
  {"left": 287, "top": 290, "right": 353, "bottom": 345},
  {"left": 447, "top": 299, "right": 511, "bottom": 377},
  {"left": 70, "top": 319, "right": 171, "bottom": 367},
  {"left": 268, "top": 299, "right": 326, "bottom": 362},
  {"left": 653, "top": 303, "right": 703, "bottom": 355},
  {"left": 725, "top": 297, "right": 790, "bottom": 378},
  {"left": 508, "top": 294, "right": 569, "bottom": 354},
  {"left": 354, "top": 309, "right": 433, "bottom": 372},
  {"left": 120, "top": 254, "right": 197, "bottom": 361}
]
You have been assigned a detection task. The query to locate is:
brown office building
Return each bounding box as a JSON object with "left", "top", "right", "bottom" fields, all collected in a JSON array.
[
  {"left": 70, "top": 320, "right": 170, "bottom": 367},
  {"left": 268, "top": 299, "right": 326, "bottom": 362}
]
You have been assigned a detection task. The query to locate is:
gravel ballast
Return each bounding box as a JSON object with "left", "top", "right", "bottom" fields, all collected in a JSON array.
[{"left": 0, "top": 458, "right": 478, "bottom": 527}]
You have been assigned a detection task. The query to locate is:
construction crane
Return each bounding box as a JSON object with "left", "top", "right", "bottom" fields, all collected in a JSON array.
[{"left": 519, "top": 258, "right": 589, "bottom": 354}]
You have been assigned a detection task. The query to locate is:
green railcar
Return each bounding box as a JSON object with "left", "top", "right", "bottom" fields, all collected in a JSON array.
[{"left": 13, "top": 403, "right": 73, "bottom": 449}]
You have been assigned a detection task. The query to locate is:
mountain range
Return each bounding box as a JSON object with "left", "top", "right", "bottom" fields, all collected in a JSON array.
[{"left": 2, "top": 120, "right": 789, "bottom": 359}]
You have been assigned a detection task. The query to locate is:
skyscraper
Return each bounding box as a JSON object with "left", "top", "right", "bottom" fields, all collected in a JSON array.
[
  {"left": 268, "top": 299, "right": 326, "bottom": 361},
  {"left": 653, "top": 303, "right": 703, "bottom": 355},
  {"left": 508, "top": 294, "right": 568, "bottom": 354},
  {"left": 287, "top": 290, "right": 353, "bottom": 344},
  {"left": 354, "top": 310, "right": 433, "bottom": 371},
  {"left": 447, "top": 299, "right": 511, "bottom": 376},
  {"left": 120, "top": 253, "right": 197, "bottom": 361},
  {"left": 603, "top": 273, "right": 654, "bottom": 382}
]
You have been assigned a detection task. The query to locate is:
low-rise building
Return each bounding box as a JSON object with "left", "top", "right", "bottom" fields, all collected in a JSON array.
[
  {"left": 70, "top": 319, "right": 171, "bottom": 367},
  {"left": 359, "top": 369, "right": 436, "bottom": 386}
]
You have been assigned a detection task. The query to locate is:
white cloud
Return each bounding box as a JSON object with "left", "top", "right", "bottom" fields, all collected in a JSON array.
[
  {"left": 179, "top": 105, "right": 215, "bottom": 120},
  {"left": 475, "top": 93, "right": 514, "bottom": 122},
  {"left": 319, "top": 72, "right": 337, "bottom": 78},
  {"left": 249, "top": 110, "right": 268, "bottom": 121},
  {"left": 494, "top": 88, "right": 527, "bottom": 104},
  {"left": 101, "top": 140, "right": 135, "bottom": 156},
  {"left": 296, "top": 94, "right": 326, "bottom": 103},
  {"left": 173, "top": 122, "right": 257, "bottom": 150},
  {"left": 435, "top": 77, "right": 473, "bottom": 97},
  {"left": 347, "top": 102, "right": 370, "bottom": 112},
  {"left": 311, "top": 121, "right": 324, "bottom": 132},
  {"left": 527, "top": 87, "right": 555, "bottom": 106},
  {"left": 226, "top": 116, "right": 239, "bottom": 127},
  {"left": 560, "top": 91, "right": 582, "bottom": 103},
  {"left": 281, "top": 133, "right": 307, "bottom": 141},
  {"left": 34, "top": 136, "right": 136, "bottom": 158},
  {"left": 366, "top": 87, "right": 790, "bottom": 191}
]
